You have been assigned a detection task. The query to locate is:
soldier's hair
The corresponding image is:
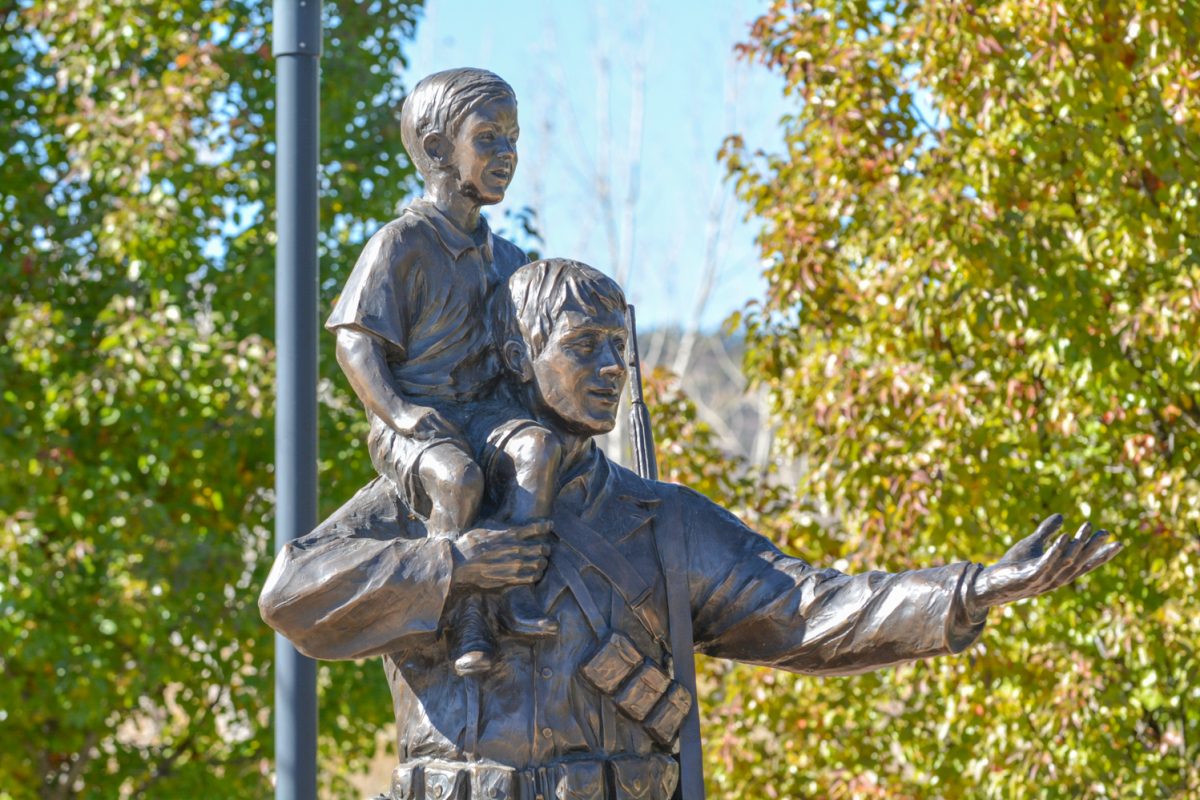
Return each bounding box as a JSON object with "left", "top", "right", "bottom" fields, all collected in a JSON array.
[
  {"left": 494, "top": 258, "right": 627, "bottom": 362},
  {"left": 399, "top": 68, "right": 516, "bottom": 179}
]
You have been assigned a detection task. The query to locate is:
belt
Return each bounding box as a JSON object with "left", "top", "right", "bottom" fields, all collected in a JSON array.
[{"left": 389, "top": 753, "right": 679, "bottom": 800}]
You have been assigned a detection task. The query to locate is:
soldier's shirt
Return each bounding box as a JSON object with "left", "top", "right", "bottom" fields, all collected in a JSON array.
[
  {"left": 260, "top": 446, "right": 988, "bottom": 769},
  {"left": 325, "top": 198, "right": 528, "bottom": 403}
]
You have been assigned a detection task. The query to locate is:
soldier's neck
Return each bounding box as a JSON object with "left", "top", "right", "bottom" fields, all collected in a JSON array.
[{"left": 557, "top": 432, "right": 593, "bottom": 478}]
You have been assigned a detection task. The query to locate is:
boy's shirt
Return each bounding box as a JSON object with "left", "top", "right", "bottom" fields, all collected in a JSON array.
[{"left": 326, "top": 199, "right": 528, "bottom": 403}]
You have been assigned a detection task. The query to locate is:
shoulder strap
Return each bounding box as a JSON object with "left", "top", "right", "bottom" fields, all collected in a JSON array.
[{"left": 655, "top": 488, "right": 705, "bottom": 800}]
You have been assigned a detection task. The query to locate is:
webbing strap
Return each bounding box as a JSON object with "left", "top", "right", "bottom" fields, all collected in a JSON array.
[{"left": 655, "top": 494, "right": 705, "bottom": 800}]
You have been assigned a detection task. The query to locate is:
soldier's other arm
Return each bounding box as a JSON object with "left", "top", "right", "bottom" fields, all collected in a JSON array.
[
  {"left": 676, "top": 488, "right": 1113, "bottom": 676},
  {"left": 258, "top": 482, "right": 550, "bottom": 661}
]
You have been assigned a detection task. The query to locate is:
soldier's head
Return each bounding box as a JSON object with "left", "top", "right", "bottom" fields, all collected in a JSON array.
[
  {"left": 400, "top": 68, "right": 519, "bottom": 206},
  {"left": 494, "top": 259, "right": 629, "bottom": 436}
]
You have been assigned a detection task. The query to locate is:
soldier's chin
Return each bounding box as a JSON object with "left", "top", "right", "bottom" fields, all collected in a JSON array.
[{"left": 565, "top": 415, "right": 616, "bottom": 437}]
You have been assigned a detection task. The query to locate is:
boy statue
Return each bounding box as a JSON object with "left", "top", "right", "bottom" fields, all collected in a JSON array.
[{"left": 327, "top": 68, "right": 561, "bottom": 675}]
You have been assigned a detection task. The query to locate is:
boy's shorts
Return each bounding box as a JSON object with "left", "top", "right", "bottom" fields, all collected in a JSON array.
[{"left": 366, "top": 395, "right": 544, "bottom": 519}]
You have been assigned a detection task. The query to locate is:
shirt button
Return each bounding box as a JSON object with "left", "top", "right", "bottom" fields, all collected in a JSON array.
[
  {"left": 542, "top": 727, "right": 553, "bottom": 738},
  {"left": 541, "top": 667, "right": 553, "bottom": 678}
]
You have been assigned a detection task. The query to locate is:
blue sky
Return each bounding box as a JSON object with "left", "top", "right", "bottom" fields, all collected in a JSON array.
[{"left": 403, "top": 0, "right": 789, "bottom": 330}]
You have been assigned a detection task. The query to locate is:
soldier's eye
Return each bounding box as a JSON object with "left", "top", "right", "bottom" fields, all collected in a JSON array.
[{"left": 571, "top": 336, "right": 597, "bottom": 352}]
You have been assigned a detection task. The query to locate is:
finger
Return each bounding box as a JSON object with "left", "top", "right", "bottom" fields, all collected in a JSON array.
[
  {"left": 1063, "top": 539, "right": 1122, "bottom": 584},
  {"left": 1055, "top": 529, "right": 1112, "bottom": 584},
  {"left": 1075, "top": 528, "right": 1111, "bottom": 561},
  {"left": 482, "top": 544, "right": 548, "bottom": 563},
  {"left": 1000, "top": 514, "right": 1063, "bottom": 565},
  {"left": 1034, "top": 513, "right": 1065, "bottom": 544},
  {"left": 513, "top": 520, "right": 553, "bottom": 539},
  {"left": 1043, "top": 533, "right": 1087, "bottom": 588},
  {"left": 1025, "top": 534, "right": 1074, "bottom": 594},
  {"left": 483, "top": 563, "right": 544, "bottom": 585}
]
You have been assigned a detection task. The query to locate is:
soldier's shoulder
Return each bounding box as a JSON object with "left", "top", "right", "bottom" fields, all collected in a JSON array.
[{"left": 604, "top": 460, "right": 701, "bottom": 510}]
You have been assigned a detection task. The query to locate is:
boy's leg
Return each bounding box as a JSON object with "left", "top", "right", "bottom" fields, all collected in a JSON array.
[
  {"left": 415, "top": 442, "right": 495, "bottom": 675},
  {"left": 496, "top": 425, "right": 563, "bottom": 523},
  {"left": 494, "top": 425, "right": 562, "bottom": 637},
  {"left": 416, "top": 442, "right": 484, "bottom": 538}
]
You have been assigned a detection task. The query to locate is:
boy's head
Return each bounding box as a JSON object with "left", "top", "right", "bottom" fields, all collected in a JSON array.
[{"left": 400, "top": 68, "right": 519, "bottom": 204}]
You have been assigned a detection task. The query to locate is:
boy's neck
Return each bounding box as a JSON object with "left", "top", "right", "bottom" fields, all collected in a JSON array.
[{"left": 424, "top": 182, "right": 484, "bottom": 234}]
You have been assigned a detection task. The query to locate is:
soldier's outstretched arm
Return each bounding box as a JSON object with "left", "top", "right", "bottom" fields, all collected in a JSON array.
[{"left": 677, "top": 488, "right": 1119, "bottom": 677}]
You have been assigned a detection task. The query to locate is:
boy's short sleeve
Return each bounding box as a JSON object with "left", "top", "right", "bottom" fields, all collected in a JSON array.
[{"left": 325, "top": 223, "right": 411, "bottom": 356}]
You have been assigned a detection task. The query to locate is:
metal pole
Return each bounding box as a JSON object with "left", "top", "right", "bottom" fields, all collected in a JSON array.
[{"left": 273, "top": 2, "right": 321, "bottom": 798}]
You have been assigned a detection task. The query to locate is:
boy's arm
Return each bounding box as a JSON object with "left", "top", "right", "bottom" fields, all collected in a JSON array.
[{"left": 335, "top": 327, "right": 463, "bottom": 442}]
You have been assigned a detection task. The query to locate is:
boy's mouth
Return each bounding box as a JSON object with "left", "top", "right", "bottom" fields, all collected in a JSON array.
[{"left": 489, "top": 166, "right": 512, "bottom": 182}]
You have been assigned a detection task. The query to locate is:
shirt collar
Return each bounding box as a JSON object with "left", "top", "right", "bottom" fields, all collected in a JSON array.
[
  {"left": 408, "top": 199, "right": 494, "bottom": 262},
  {"left": 557, "top": 443, "right": 662, "bottom": 521}
]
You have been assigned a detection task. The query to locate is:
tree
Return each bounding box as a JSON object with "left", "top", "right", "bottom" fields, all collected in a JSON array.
[
  {"left": 683, "top": 0, "right": 1200, "bottom": 796},
  {"left": 0, "top": 1, "right": 422, "bottom": 796}
]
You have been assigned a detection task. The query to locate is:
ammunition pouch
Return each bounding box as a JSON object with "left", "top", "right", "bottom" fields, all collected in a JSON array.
[{"left": 580, "top": 631, "right": 694, "bottom": 747}]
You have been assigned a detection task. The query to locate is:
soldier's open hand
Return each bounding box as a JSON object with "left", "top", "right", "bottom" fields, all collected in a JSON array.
[
  {"left": 968, "top": 514, "right": 1121, "bottom": 614},
  {"left": 450, "top": 519, "right": 552, "bottom": 591}
]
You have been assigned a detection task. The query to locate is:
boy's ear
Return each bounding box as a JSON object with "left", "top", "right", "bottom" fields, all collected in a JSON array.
[
  {"left": 501, "top": 339, "right": 534, "bottom": 383},
  {"left": 421, "top": 131, "right": 451, "bottom": 166}
]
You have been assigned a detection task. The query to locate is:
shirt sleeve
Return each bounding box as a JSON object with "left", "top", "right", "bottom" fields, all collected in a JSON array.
[
  {"left": 325, "top": 222, "right": 414, "bottom": 357},
  {"left": 676, "top": 487, "right": 988, "bottom": 676},
  {"left": 258, "top": 478, "right": 454, "bottom": 661}
]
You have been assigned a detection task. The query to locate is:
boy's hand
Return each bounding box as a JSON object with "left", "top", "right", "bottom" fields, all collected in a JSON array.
[
  {"left": 402, "top": 406, "right": 465, "bottom": 443},
  {"left": 450, "top": 520, "right": 552, "bottom": 591}
]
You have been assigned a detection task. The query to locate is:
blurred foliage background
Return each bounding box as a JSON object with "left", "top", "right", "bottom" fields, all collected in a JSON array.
[
  {"left": 1, "top": 1, "right": 423, "bottom": 796},
  {"left": 3, "top": 0, "right": 1198, "bottom": 798},
  {"left": 658, "top": 0, "right": 1198, "bottom": 797}
]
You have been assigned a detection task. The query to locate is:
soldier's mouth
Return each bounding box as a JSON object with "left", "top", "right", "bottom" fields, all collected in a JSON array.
[{"left": 589, "top": 387, "right": 621, "bottom": 405}]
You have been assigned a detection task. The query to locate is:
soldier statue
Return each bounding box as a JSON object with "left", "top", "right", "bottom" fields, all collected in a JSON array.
[{"left": 259, "top": 69, "right": 1120, "bottom": 800}]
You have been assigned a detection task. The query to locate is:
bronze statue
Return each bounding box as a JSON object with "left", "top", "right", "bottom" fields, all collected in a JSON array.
[{"left": 260, "top": 70, "right": 1120, "bottom": 800}]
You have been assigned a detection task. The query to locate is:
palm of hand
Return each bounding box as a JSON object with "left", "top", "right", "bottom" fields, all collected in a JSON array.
[{"left": 972, "top": 514, "right": 1122, "bottom": 610}]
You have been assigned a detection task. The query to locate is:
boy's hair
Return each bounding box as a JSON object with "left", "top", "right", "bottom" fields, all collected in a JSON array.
[
  {"left": 494, "top": 259, "right": 627, "bottom": 362},
  {"left": 400, "top": 68, "right": 516, "bottom": 179}
]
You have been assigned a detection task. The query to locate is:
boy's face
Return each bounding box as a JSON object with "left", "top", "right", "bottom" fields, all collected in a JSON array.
[{"left": 449, "top": 94, "right": 519, "bottom": 206}]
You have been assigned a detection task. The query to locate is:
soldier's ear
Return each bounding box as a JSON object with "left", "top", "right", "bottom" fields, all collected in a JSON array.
[
  {"left": 502, "top": 339, "right": 534, "bottom": 382},
  {"left": 422, "top": 131, "right": 451, "bottom": 166}
]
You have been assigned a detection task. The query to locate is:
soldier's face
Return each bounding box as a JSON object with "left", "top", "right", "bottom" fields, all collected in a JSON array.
[
  {"left": 449, "top": 95, "right": 519, "bottom": 206},
  {"left": 529, "top": 306, "right": 629, "bottom": 436}
]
